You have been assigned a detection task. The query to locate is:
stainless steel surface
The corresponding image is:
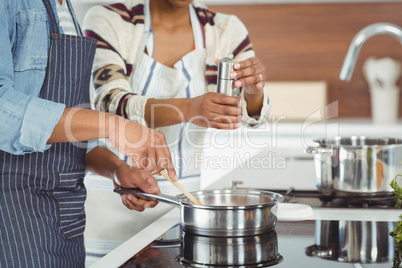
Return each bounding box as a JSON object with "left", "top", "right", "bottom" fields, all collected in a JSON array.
[
  {"left": 307, "top": 136, "right": 402, "bottom": 196},
  {"left": 217, "top": 54, "right": 241, "bottom": 97},
  {"left": 116, "top": 187, "right": 400, "bottom": 268},
  {"left": 339, "top": 22, "right": 402, "bottom": 81},
  {"left": 120, "top": 219, "right": 399, "bottom": 267},
  {"left": 306, "top": 220, "right": 395, "bottom": 263},
  {"left": 180, "top": 189, "right": 282, "bottom": 237},
  {"left": 114, "top": 188, "right": 283, "bottom": 237},
  {"left": 178, "top": 230, "right": 283, "bottom": 267}
]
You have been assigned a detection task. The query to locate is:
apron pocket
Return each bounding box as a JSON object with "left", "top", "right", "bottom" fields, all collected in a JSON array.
[
  {"left": 14, "top": 9, "right": 49, "bottom": 71},
  {"left": 54, "top": 172, "right": 87, "bottom": 239}
]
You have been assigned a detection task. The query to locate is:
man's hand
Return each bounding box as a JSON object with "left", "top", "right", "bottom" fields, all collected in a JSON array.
[
  {"left": 107, "top": 115, "right": 178, "bottom": 181},
  {"left": 114, "top": 165, "right": 160, "bottom": 211}
]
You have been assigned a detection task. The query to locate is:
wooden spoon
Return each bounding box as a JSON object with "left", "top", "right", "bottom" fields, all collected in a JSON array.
[{"left": 159, "top": 170, "right": 203, "bottom": 205}]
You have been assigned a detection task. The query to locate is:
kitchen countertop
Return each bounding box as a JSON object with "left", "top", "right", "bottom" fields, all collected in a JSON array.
[
  {"left": 89, "top": 206, "right": 402, "bottom": 268},
  {"left": 87, "top": 118, "right": 402, "bottom": 267}
]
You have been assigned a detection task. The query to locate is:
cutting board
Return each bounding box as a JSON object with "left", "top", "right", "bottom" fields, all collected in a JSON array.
[{"left": 266, "top": 81, "right": 327, "bottom": 121}]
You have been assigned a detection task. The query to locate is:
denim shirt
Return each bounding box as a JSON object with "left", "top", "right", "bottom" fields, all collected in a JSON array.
[{"left": 0, "top": 0, "right": 74, "bottom": 155}]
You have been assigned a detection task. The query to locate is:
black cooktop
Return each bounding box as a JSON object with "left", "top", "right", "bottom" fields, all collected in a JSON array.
[
  {"left": 119, "top": 219, "right": 398, "bottom": 268},
  {"left": 272, "top": 188, "right": 398, "bottom": 209},
  {"left": 118, "top": 189, "right": 400, "bottom": 267}
]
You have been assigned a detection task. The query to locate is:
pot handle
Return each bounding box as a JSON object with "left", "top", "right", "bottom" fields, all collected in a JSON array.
[
  {"left": 306, "top": 146, "right": 333, "bottom": 156},
  {"left": 305, "top": 245, "right": 332, "bottom": 258},
  {"left": 114, "top": 188, "right": 181, "bottom": 207}
]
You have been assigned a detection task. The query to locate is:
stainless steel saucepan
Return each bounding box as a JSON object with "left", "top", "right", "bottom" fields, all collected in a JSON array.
[
  {"left": 306, "top": 136, "right": 402, "bottom": 196},
  {"left": 114, "top": 188, "right": 283, "bottom": 237}
]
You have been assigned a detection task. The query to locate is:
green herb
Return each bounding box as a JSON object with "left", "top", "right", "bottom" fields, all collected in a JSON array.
[
  {"left": 391, "top": 175, "right": 402, "bottom": 208},
  {"left": 391, "top": 215, "right": 402, "bottom": 243},
  {"left": 390, "top": 175, "right": 402, "bottom": 268}
]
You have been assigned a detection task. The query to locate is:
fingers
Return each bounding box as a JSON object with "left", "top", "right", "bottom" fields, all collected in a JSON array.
[
  {"left": 209, "top": 120, "right": 241, "bottom": 129},
  {"left": 125, "top": 126, "right": 177, "bottom": 177},
  {"left": 208, "top": 94, "right": 242, "bottom": 123},
  {"left": 153, "top": 131, "right": 178, "bottom": 180},
  {"left": 115, "top": 167, "right": 160, "bottom": 211},
  {"left": 143, "top": 148, "right": 157, "bottom": 174},
  {"left": 120, "top": 176, "right": 159, "bottom": 211},
  {"left": 192, "top": 115, "right": 241, "bottom": 129},
  {"left": 209, "top": 93, "right": 241, "bottom": 107},
  {"left": 165, "top": 167, "right": 178, "bottom": 182},
  {"left": 188, "top": 92, "right": 243, "bottom": 129},
  {"left": 233, "top": 74, "right": 264, "bottom": 89},
  {"left": 136, "top": 171, "right": 160, "bottom": 193},
  {"left": 233, "top": 57, "right": 260, "bottom": 71},
  {"left": 144, "top": 176, "right": 161, "bottom": 193},
  {"left": 118, "top": 169, "right": 160, "bottom": 211},
  {"left": 231, "top": 57, "right": 265, "bottom": 89},
  {"left": 121, "top": 194, "right": 158, "bottom": 211},
  {"left": 213, "top": 102, "right": 242, "bottom": 117}
]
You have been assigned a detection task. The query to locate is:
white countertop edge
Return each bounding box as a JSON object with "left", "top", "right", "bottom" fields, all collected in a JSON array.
[
  {"left": 89, "top": 208, "right": 179, "bottom": 268},
  {"left": 311, "top": 208, "right": 401, "bottom": 222},
  {"left": 278, "top": 207, "right": 402, "bottom": 222}
]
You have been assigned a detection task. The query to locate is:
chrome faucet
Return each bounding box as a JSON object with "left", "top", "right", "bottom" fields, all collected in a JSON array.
[{"left": 339, "top": 23, "right": 402, "bottom": 81}]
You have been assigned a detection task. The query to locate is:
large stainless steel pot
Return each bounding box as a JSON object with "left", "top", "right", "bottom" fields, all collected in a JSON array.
[
  {"left": 114, "top": 188, "right": 283, "bottom": 237},
  {"left": 306, "top": 136, "right": 402, "bottom": 196},
  {"left": 306, "top": 220, "right": 395, "bottom": 263}
]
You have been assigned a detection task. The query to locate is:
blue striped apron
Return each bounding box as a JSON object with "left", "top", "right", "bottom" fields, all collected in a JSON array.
[
  {"left": 129, "top": 2, "right": 207, "bottom": 195},
  {"left": 0, "top": 0, "right": 96, "bottom": 267}
]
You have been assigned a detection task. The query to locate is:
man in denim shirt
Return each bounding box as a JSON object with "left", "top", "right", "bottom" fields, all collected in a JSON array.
[{"left": 0, "top": 0, "right": 177, "bottom": 266}]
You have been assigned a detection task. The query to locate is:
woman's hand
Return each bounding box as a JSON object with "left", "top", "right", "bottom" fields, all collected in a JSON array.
[
  {"left": 217, "top": 57, "right": 266, "bottom": 117},
  {"left": 114, "top": 164, "right": 160, "bottom": 211},
  {"left": 107, "top": 115, "right": 178, "bottom": 181},
  {"left": 229, "top": 57, "right": 266, "bottom": 92},
  {"left": 185, "top": 92, "right": 242, "bottom": 129}
]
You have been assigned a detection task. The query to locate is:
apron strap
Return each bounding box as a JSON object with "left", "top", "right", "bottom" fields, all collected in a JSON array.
[
  {"left": 66, "top": 0, "right": 84, "bottom": 36},
  {"left": 42, "top": 0, "right": 60, "bottom": 34}
]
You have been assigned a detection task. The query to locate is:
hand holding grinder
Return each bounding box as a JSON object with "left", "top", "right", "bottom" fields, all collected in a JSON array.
[{"left": 217, "top": 54, "right": 241, "bottom": 97}]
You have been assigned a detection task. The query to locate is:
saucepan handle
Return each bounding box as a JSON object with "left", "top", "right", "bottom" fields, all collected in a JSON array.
[
  {"left": 306, "top": 146, "right": 333, "bottom": 156},
  {"left": 114, "top": 188, "right": 181, "bottom": 207}
]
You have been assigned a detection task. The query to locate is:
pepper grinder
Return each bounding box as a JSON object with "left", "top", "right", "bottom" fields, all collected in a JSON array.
[{"left": 217, "top": 54, "right": 241, "bottom": 97}]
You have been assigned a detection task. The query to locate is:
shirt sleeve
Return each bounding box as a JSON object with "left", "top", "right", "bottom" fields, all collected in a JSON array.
[
  {"left": 240, "top": 87, "right": 270, "bottom": 128},
  {"left": 83, "top": 5, "right": 150, "bottom": 127},
  {"left": 0, "top": 2, "right": 66, "bottom": 155}
]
